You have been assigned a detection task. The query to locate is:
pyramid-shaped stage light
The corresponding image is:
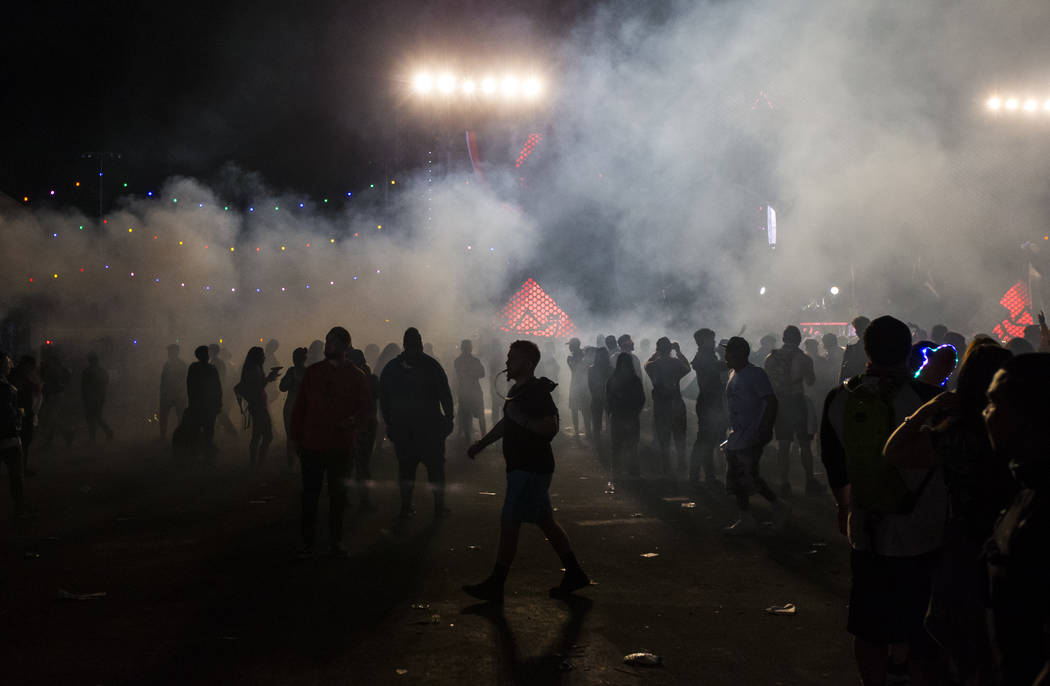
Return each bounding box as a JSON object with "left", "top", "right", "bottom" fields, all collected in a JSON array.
[
  {"left": 993, "top": 280, "right": 1035, "bottom": 341},
  {"left": 499, "top": 278, "right": 576, "bottom": 339}
]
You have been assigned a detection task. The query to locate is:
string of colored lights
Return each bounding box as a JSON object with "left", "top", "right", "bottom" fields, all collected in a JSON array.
[{"left": 17, "top": 178, "right": 399, "bottom": 208}]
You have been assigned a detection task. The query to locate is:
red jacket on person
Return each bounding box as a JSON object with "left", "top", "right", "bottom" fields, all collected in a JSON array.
[{"left": 289, "top": 359, "right": 374, "bottom": 454}]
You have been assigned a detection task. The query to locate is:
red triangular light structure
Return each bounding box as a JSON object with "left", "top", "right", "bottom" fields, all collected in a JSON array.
[
  {"left": 993, "top": 281, "right": 1035, "bottom": 341},
  {"left": 498, "top": 278, "right": 576, "bottom": 339}
]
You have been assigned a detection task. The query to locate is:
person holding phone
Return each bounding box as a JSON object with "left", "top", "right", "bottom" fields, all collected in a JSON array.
[{"left": 238, "top": 346, "right": 281, "bottom": 470}]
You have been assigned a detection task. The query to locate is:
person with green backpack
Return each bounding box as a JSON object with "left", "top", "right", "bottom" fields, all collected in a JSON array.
[{"left": 820, "top": 315, "right": 947, "bottom": 686}]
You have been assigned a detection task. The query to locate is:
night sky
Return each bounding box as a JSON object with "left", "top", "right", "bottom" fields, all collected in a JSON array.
[{"left": 3, "top": 0, "right": 597, "bottom": 202}]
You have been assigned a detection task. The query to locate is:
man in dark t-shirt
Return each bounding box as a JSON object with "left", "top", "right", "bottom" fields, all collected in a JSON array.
[{"left": 463, "top": 340, "right": 589, "bottom": 603}]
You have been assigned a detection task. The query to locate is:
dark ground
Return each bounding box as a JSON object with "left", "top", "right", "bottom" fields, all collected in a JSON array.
[{"left": 1, "top": 412, "right": 856, "bottom": 685}]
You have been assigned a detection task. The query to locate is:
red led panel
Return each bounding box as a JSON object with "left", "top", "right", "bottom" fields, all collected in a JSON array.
[
  {"left": 994, "top": 281, "right": 1035, "bottom": 341},
  {"left": 498, "top": 278, "right": 576, "bottom": 338},
  {"left": 514, "top": 133, "right": 544, "bottom": 169}
]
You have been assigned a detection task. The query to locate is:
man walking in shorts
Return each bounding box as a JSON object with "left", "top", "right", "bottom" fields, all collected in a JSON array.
[
  {"left": 723, "top": 337, "right": 790, "bottom": 534},
  {"left": 463, "top": 340, "right": 589, "bottom": 603}
]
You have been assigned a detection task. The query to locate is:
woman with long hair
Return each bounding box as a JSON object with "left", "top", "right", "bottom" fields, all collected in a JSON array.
[{"left": 238, "top": 346, "right": 280, "bottom": 470}]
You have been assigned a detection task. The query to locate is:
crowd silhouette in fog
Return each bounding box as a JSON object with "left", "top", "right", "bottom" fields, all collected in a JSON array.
[{"left": 2, "top": 311, "right": 1049, "bottom": 686}]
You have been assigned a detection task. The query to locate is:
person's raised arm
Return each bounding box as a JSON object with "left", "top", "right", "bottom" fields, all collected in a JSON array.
[{"left": 883, "top": 391, "right": 957, "bottom": 469}]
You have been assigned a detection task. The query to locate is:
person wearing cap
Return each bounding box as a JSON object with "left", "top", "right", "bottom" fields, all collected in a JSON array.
[
  {"left": 289, "top": 327, "right": 374, "bottom": 558},
  {"left": 380, "top": 328, "right": 455, "bottom": 520}
]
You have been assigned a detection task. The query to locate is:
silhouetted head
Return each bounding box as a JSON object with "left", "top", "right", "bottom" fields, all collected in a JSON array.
[
  {"left": 596, "top": 334, "right": 606, "bottom": 348},
  {"left": 592, "top": 348, "right": 610, "bottom": 371},
  {"left": 307, "top": 340, "right": 325, "bottom": 363},
  {"left": 265, "top": 338, "right": 279, "bottom": 356},
  {"left": 852, "top": 316, "right": 871, "bottom": 339},
  {"left": 985, "top": 353, "right": 1050, "bottom": 460},
  {"left": 292, "top": 347, "right": 308, "bottom": 366},
  {"left": 244, "top": 346, "right": 264, "bottom": 368},
  {"left": 655, "top": 337, "right": 672, "bottom": 355},
  {"left": 759, "top": 334, "right": 776, "bottom": 350},
  {"left": 694, "top": 328, "right": 715, "bottom": 349},
  {"left": 195, "top": 345, "right": 209, "bottom": 363},
  {"left": 864, "top": 316, "right": 912, "bottom": 368},
  {"left": 461, "top": 339, "right": 473, "bottom": 355},
  {"left": 803, "top": 339, "right": 820, "bottom": 358},
  {"left": 617, "top": 334, "right": 634, "bottom": 352},
  {"left": 403, "top": 328, "right": 423, "bottom": 355},
  {"left": 821, "top": 333, "right": 839, "bottom": 353},
  {"left": 364, "top": 343, "right": 380, "bottom": 364},
  {"left": 954, "top": 344, "right": 1011, "bottom": 416},
  {"left": 325, "top": 327, "right": 351, "bottom": 360},
  {"left": 725, "top": 337, "right": 751, "bottom": 370},
  {"left": 930, "top": 324, "right": 948, "bottom": 344},
  {"left": 87, "top": 352, "right": 99, "bottom": 366},
  {"left": 605, "top": 335, "right": 617, "bottom": 352},
  {"left": 1006, "top": 337, "right": 1035, "bottom": 356},
  {"left": 208, "top": 343, "right": 220, "bottom": 360},
  {"left": 782, "top": 326, "right": 802, "bottom": 347},
  {"left": 167, "top": 344, "right": 180, "bottom": 359},
  {"left": 507, "top": 340, "right": 540, "bottom": 381},
  {"left": 568, "top": 337, "right": 581, "bottom": 352},
  {"left": 944, "top": 331, "right": 966, "bottom": 353},
  {"left": 348, "top": 348, "right": 367, "bottom": 369}
]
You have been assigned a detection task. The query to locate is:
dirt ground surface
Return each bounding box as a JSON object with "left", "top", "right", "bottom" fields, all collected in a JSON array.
[{"left": 1, "top": 420, "right": 857, "bottom": 685}]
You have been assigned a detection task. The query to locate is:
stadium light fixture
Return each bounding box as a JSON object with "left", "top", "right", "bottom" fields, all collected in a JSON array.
[
  {"left": 413, "top": 73, "right": 433, "bottom": 94},
  {"left": 412, "top": 69, "right": 546, "bottom": 103}
]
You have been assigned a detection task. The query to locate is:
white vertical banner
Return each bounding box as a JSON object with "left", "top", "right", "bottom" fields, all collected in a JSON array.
[{"left": 767, "top": 205, "right": 777, "bottom": 247}]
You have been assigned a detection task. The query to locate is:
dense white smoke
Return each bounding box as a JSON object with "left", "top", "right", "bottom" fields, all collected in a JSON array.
[{"left": 5, "top": 0, "right": 1050, "bottom": 374}]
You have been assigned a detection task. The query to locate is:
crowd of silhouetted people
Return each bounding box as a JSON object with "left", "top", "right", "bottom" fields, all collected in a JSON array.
[{"left": 2, "top": 312, "right": 1048, "bottom": 685}]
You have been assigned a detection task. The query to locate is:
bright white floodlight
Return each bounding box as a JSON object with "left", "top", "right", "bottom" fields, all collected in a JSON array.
[
  {"left": 522, "top": 77, "right": 541, "bottom": 98},
  {"left": 462, "top": 80, "right": 476, "bottom": 95},
  {"left": 1044, "top": 99, "right": 1050, "bottom": 111},
  {"left": 438, "top": 73, "right": 456, "bottom": 94},
  {"left": 759, "top": 286, "right": 767, "bottom": 296},
  {"left": 987, "top": 96, "right": 1001, "bottom": 110},
  {"left": 829, "top": 286, "right": 840, "bottom": 296},
  {"left": 501, "top": 75, "right": 520, "bottom": 98},
  {"left": 1025, "top": 98, "right": 1039, "bottom": 112},
  {"left": 481, "top": 77, "right": 497, "bottom": 95},
  {"left": 1005, "top": 98, "right": 1019, "bottom": 110},
  {"left": 413, "top": 73, "right": 433, "bottom": 94}
]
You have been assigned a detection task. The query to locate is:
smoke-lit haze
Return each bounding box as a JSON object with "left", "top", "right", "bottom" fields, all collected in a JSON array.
[{"left": 5, "top": 0, "right": 1050, "bottom": 367}]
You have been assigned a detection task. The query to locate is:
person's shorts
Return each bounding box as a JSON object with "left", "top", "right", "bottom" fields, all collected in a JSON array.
[
  {"left": 501, "top": 470, "right": 554, "bottom": 524},
  {"left": 725, "top": 446, "right": 764, "bottom": 496},
  {"left": 847, "top": 548, "right": 940, "bottom": 655},
  {"left": 774, "top": 394, "right": 811, "bottom": 441}
]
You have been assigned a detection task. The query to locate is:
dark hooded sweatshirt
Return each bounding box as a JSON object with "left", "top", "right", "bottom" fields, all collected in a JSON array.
[{"left": 502, "top": 377, "right": 558, "bottom": 474}]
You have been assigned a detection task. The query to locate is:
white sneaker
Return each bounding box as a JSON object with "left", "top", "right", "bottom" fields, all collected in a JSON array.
[
  {"left": 771, "top": 500, "right": 792, "bottom": 532},
  {"left": 723, "top": 513, "right": 758, "bottom": 536}
]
